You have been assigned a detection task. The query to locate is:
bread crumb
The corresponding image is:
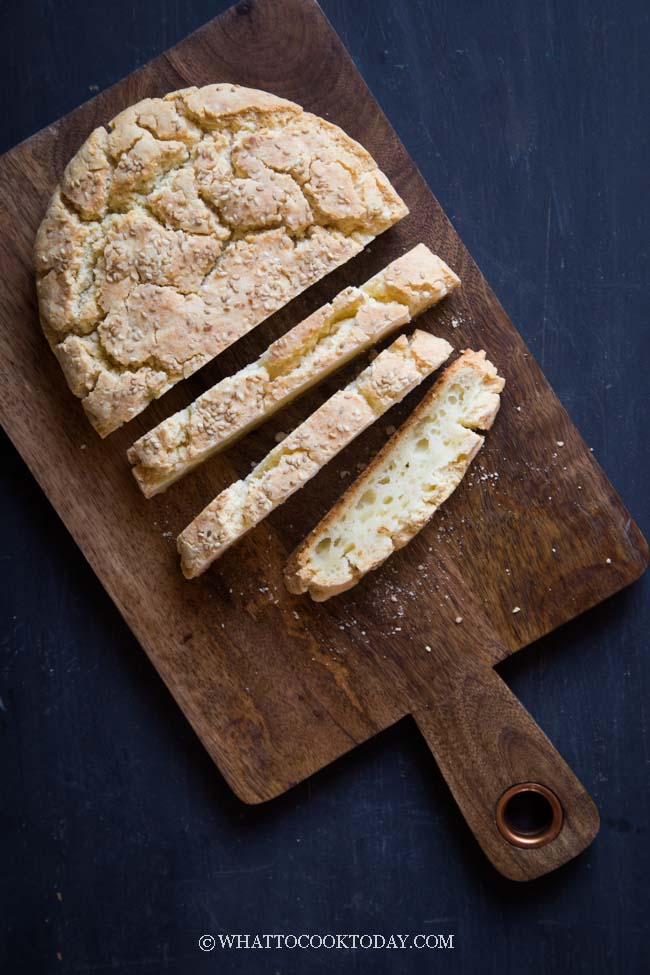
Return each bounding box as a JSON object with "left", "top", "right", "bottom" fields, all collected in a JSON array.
[
  {"left": 556, "top": 440, "right": 565, "bottom": 447},
  {"left": 80, "top": 443, "right": 87, "bottom": 450},
  {"left": 455, "top": 616, "right": 463, "bottom": 624},
  {"left": 274, "top": 431, "right": 287, "bottom": 443},
  {"left": 385, "top": 425, "right": 396, "bottom": 436},
  {"left": 606, "top": 558, "right": 612, "bottom": 564},
  {"left": 512, "top": 606, "right": 521, "bottom": 614},
  {"left": 425, "top": 644, "right": 432, "bottom": 652}
]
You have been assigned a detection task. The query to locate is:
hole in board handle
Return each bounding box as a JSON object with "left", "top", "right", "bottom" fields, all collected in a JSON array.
[{"left": 496, "top": 783, "right": 564, "bottom": 849}]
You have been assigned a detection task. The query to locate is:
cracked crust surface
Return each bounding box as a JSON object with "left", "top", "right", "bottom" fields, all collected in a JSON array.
[
  {"left": 128, "top": 244, "right": 460, "bottom": 497},
  {"left": 177, "top": 330, "right": 453, "bottom": 578},
  {"left": 34, "top": 84, "right": 408, "bottom": 436},
  {"left": 284, "top": 350, "right": 504, "bottom": 600}
]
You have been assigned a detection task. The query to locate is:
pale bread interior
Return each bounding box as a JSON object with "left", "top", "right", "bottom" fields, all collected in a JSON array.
[{"left": 285, "top": 350, "right": 504, "bottom": 600}]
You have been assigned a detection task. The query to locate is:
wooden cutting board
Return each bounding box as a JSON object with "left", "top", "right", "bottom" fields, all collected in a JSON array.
[{"left": 0, "top": 0, "right": 646, "bottom": 880}]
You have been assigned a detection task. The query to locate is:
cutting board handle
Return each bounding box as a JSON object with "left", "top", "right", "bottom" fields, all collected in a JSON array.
[{"left": 413, "top": 661, "right": 600, "bottom": 881}]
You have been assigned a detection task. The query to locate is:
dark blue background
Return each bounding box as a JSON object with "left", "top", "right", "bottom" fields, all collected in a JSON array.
[{"left": 1, "top": 1, "right": 648, "bottom": 973}]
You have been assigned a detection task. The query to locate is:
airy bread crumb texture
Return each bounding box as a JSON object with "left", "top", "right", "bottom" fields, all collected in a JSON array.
[
  {"left": 128, "top": 244, "right": 459, "bottom": 496},
  {"left": 284, "top": 350, "right": 504, "bottom": 601},
  {"left": 35, "top": 84, "right": 408, "bottom": 436},
  {"left": 177, "top": 330, "right": 452, "bottom": 578}
]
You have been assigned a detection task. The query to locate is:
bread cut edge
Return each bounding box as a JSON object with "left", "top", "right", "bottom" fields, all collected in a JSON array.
[
  {"left": 284, "top": 350, "right": 505, "bottom": 601},
  {"left": 177, "top": 329, "right": 453, "bottom": 579}
]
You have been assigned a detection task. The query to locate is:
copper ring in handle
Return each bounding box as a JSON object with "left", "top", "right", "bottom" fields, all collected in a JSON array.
[{"left": 495, "top": 782, "right": 564, "bottom": 849}]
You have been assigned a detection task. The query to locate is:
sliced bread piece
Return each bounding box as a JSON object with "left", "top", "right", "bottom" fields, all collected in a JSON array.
[
  {"left": 284, "top": 350, "right": 504, "bottom": 601},
  {"left": 177, "top": 330, "right": 453, "bottom": 578},
  {"left": 128, "top": 244, "right": 460, "bottom": 496}
]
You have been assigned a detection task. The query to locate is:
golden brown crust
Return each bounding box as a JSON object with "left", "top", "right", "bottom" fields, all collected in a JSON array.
[
  {"left": 34, "top": 83, "right": 408, "bottom": 436},
  {"left": 128, "top": 245, "right": 460, "bottom": 497},
  {"left": 177, "top": 330, "right": 453, "bottom": 579},
  {"left": 284, "top": 350, "right": 504, "bottom": 600}
]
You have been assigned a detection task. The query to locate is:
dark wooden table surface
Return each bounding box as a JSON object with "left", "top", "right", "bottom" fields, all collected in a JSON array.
[{"left": 1, "top": 1, "right": 648, "bottom": 972}]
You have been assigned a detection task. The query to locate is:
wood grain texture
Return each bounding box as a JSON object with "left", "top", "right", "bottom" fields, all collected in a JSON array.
[
  {"left": 0, "top": 0, "right": 646, "bottom": 878},
  {"left": 415, "top": 653, "right": 600, "bottom": 881}
]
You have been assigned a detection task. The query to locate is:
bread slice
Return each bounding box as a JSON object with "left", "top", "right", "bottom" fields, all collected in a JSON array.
[
  {"left": 284, "top": 350, "right": 504, "bottom": 601},
  {"left": 34, "top": 84, "right": 409, "bottom": 437},
  {"left": 177, "top": 330, "right": 453, "bottom": 578},
  {"left": 128, "top": 244, "right": 460, "bottom": 497}
]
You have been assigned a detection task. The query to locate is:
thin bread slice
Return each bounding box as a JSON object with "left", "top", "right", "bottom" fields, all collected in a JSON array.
[
  {"left": 177, "top": 330, "right": 453, "bottom": 578},
  {"left": 284, "top": 350, "right": 504, "bottom": 601},
  {"left": 128, "top": 244, "right": 460, "bottom": 497}
]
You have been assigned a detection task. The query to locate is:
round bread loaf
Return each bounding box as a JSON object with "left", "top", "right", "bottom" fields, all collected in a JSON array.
[{"left": 34, "top": 84, "right": 408, "bottom": 436}]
